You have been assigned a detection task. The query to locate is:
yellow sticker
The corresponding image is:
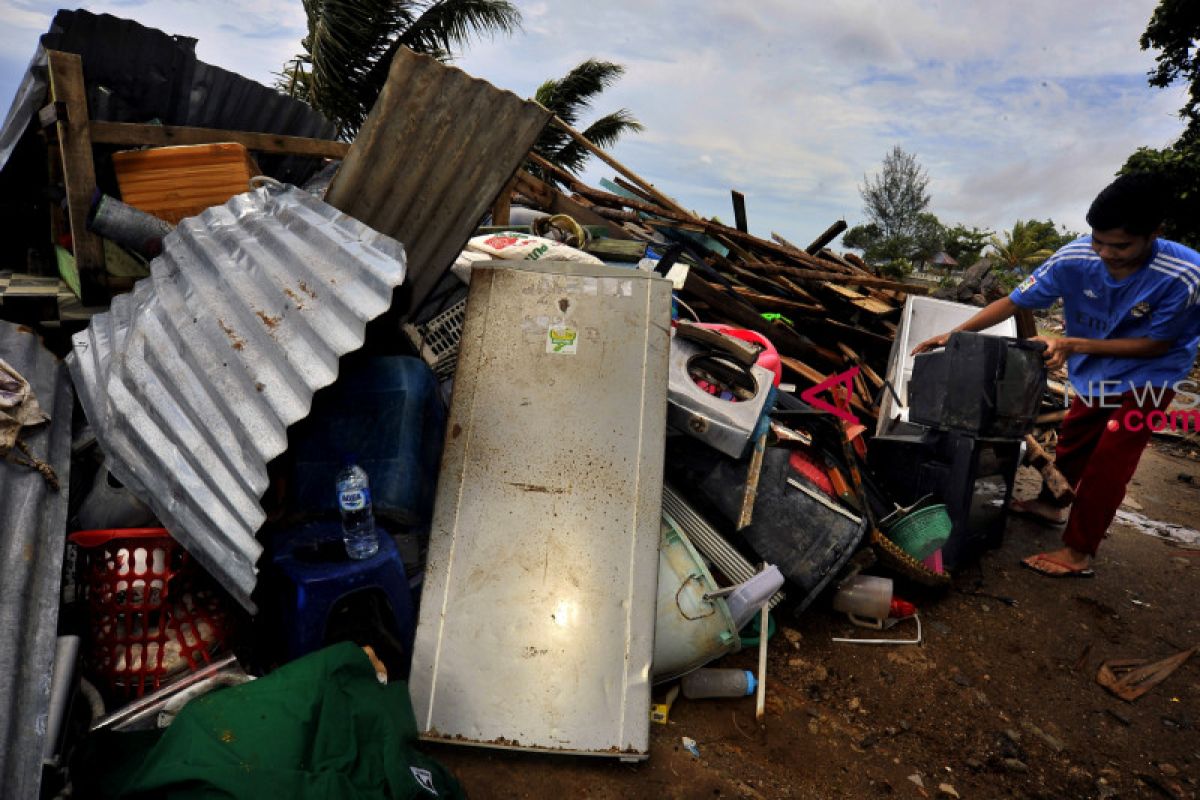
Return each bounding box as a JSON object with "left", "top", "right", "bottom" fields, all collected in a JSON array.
[{"left": 547, "top": 325, "right": 578, "bottom": 354}]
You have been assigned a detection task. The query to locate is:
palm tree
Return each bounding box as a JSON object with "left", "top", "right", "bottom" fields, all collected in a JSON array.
[
  {"left": 281, "top": 0, "right": 522, "bottom": 139},
  {"left": 531, "top": 60, "right": 643, "bottom": 183},
  {"left": 988, "top": 224, "right": 1055, "bottom": 273}
]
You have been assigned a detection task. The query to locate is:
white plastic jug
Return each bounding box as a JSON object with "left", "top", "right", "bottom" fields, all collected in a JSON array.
[{"left": 832, "top": 575, "right": 893, "bottom": 629}]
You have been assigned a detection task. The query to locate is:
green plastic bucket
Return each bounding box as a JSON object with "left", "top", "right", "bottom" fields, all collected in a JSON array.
[{"left": 885, "top": 504, "right": 952, "bottom": 561}]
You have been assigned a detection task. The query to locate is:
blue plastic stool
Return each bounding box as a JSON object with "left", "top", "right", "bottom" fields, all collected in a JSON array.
[{"left": 272, "top": 522, "right": 416, "bottom": 663}]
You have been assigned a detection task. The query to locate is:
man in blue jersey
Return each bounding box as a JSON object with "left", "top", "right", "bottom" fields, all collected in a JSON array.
[{"left": 913, "top": 173, "right": 1200, "bottom": 577}]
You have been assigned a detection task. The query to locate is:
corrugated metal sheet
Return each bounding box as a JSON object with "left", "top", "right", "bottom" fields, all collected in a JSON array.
[
  {"left": 0, "top": 322, "right": 73, "bottom": 800},
  {"left": 0, "top": 9, "right": 336, "bottom": 182},
  {"left": 325, "top": 47, "right": 551, "bottom": 318},
  {"left": 67, "top": 183, "right": 406, "bottom": 612}
]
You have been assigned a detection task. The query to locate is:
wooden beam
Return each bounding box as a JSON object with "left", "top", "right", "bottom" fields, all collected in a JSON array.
[
  {"left": 1023, "top": 433, "right": 1075, "bottom": 503},
  {"left": 731, "top": 190, "right": 748, "bottom": 233},
  {"left": 805, "top": 220, "right": 848, "bottom": 254},
  {"left": 87, "top": 120, "right": 350, "bottom": 158},
  {"left": 779, "top": 356, "right": 873, "bottom": 420},
  {"left": 490, "top": 174, "right": 515, "bottom": 227},
  {"left": 681, "top": 274, "right": 839, "bottom": 366},
  {"left": 47, "top": 51, "right": 105, "bottom": 303},
  {"left": 1014, "top": 307, "right": 1038, "bottom": 339},
  {"left": 611, "top": 176, "right": 664, "bottom": 208},
  {"left": 513, "top": 169, "right": 635, "bottom": 240},
  {"left": 747, "top": 262, "right": 928, "bottom": 293},
  {"left": 550, "top": 116, "right": 690, "bottom": 217},
  {"left": 732, "top": 287, "right": 825, "bottom": 314}
]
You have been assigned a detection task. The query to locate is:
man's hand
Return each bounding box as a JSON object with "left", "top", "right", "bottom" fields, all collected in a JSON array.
[
  {"left": 911, "top": 332, "right": 950, "bottom": 355},
  {"left": 1031, "top": 335, "right": 1072, "bottom": 370}
]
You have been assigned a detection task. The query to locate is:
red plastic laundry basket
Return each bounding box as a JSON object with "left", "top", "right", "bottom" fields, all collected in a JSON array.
[{"left": 69, "top": 528, "right": 230, "bottom": 698}]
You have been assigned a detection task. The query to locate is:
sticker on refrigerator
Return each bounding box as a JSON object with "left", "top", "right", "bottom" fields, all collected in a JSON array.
[{"left": 547, "top": 324, "right": 579, "bottom": 354}]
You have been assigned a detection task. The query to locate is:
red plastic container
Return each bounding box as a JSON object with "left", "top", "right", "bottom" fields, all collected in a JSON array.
[
  {"left": 695, "top": 324, "right": 782, "bottom": 387},
  {"left": 69, "top": 528, "right": 230, "bottom": 698}
]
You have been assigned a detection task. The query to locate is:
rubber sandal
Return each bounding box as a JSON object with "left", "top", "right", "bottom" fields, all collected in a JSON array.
[{"left": 1021, "top": 554, "right": 1095, "bottom": 579}]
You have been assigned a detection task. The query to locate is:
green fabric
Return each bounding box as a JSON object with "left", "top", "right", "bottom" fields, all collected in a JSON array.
[{"left": 87, "top": 643, "right": 464, "bottom": 800}]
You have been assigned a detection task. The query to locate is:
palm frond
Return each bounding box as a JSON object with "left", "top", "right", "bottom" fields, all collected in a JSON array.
[
  {"left": 535, "top": 60, "right": 625, "bottom": 127},
  {"left": 283, "top": 0, "right": 520, "bottom": 139},
  {"left": 548, "top": 110, "right": 642, "bottom": 174}
]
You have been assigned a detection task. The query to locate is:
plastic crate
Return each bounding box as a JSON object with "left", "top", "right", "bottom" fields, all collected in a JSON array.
[
  {"left": 402, "top": 298, "right": 466, "bottom": 379},
  {"left": 69, "top": 528, "right": 231, "bottom": 698}
]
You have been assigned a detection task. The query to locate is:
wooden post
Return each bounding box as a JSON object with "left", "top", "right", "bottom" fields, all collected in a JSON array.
[
  {"left": 731, "top": 190, "right": 748, "bottom": 233},
  {"left": 490, "top": 174, "right": 516, "bottom": 227},
  {"left": 805, "top": 220, "right": 848, "bottom": 254},
  {"left": 46, "top": 51, "right": 105, "bottom": 304}
]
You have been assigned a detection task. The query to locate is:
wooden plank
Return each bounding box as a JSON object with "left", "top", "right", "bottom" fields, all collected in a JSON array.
[
  {"left": 1015, "top": 307, "right": 1038, "bottom": 339},
  {"left": 550, "top": 116, "right": 690, "bottom": 216},
  {"left": 491, "top": 174, "right": 515, "bottom": 227},
  {"left": 732, "top": 287, "right": 825, "bottom": 314},
  {"left": 805, "top": 220, "right": 848, "bottom": 254},
  {"left": 747, "top": 262, "right": 929, "bottom": 293},
  {"left": 514, "top": 169, "right": 634, "bottom": 240},
  {"left": 824, "top": 283, "right": 865, "bottom": 301},
  {"left": 850, "top": 296, "right": 898, "bottom": 316},
  {"left": 731, "top": 190, "right": 748, "bottom": 233},
  {"left": 612, "top": 176, "right": 666, "bottom": 209},
  {"left": 1023, "top": 433, "right": 1075, "bottom": 503},
  {"left": 47, "top": 51, "right": 104, "bottom": 303},
  {"left": 584, "top": 238, "right": 646, "bottom": 262},
  {"left": 779, "top": 356, "right": 873, "bottom": 420},
  {"left": 771, "top": 232, "right": 804, "bottom": 254},
  {"left": 682, "top": 274, "right": 839, "bottom": 366},
  {"left": 88, "top": 120, "right": 350, "bottom": 158}
]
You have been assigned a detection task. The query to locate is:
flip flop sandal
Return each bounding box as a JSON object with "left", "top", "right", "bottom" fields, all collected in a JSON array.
[
  {"left": 1008, "top": 499, "right": 1069, "bottom": 527},
  {"left": 1021, "top": 554, "right": 1095, "bottom": 579}
]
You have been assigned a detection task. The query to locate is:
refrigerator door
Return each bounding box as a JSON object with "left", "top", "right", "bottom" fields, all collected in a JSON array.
[{"left": 409, "top": 260, "right": 671, "bottom": 759}]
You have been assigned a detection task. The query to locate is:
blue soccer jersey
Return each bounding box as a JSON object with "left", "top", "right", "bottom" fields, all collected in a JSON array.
[{"left": 1009, "top": 236, "right": 1200, "bottom": 398}]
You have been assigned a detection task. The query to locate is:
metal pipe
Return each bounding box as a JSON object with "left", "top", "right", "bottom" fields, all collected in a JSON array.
[
  {"left": 90, "top": 653, "right": 240, "bottom": 732},
  {"left": 42, "top": 635, "right": 80, "bottom": 764}
]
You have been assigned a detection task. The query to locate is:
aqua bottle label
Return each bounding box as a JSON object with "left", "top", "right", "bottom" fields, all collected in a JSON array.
[{"left": 338, "top": 487, "right": 370, "bottom": 511}]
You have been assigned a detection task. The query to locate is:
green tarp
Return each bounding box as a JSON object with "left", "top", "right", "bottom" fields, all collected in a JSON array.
[{"left": 81, "top": 643, "right": 464, "bottom": 799}]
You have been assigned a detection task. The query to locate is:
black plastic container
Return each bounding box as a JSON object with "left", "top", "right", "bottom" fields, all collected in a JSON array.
[{"left": 908, "top": 332, "right": 1047, "bottom": 439}]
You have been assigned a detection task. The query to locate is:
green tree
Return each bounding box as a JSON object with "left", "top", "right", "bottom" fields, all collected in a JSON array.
[
  {"left": 1142, "top": 0, "right": 1200, "bottom": 131},
  {"left": 860, "top": 146, "right": 931, "bottom": 241},
  {"left": 942, "top": 224, "right": 992, "bottom": 269},
  {"left": 281, "top": 0, "right": 522, "bottom": 139},
  {"left": 531, "top": 60, "right": 643, "bottom": 182},
  {"left": 910, "top": 212, "right": 946, "bottom": 266},
  {"left": 1118, "top": 1, "right": 1200, "bottom": 247},
  {"left": 988, "top": 219, "right": 1075, "bottom": 273},
  {"left": 843, "top": 213, "right": 945, "bottom": 269},
  {"left": 1122, "top": 141, "right": 1200, "bottom": 248}
]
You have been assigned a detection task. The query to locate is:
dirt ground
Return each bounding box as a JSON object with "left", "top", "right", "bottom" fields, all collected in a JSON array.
[{"left": 425, "top": 442, "right": 1200, "bottom": 799}]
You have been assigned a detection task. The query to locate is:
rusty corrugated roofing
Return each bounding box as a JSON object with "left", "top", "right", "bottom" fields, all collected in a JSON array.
[
  {"left": 324, "top": 46, "right": 550, "bottom": 318},
  {"left": 0, "top": 322, "right": 73, "bottom": 800}
]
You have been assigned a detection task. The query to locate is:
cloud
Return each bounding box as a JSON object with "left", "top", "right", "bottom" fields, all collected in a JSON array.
[{"left": 0, "top": 0, "right": 1188, "bottom": 243}]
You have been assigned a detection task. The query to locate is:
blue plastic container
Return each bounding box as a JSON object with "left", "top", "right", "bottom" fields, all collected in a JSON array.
[
  {"left": 271, "top": 521, "right": 415, "bottom": 667},
  {"left": 290, "top": 356, "right": 446, "bottom": 526}
]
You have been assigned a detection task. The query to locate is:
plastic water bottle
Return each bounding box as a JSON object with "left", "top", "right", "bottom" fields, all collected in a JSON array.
[
  {"left": 336, "top": 464, "right": 378, "bottom": 559},
  {"left": 680, "top": 668, "right": 757, "bottom": 699}
]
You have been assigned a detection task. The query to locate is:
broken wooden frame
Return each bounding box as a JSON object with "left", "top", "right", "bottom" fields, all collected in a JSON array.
[{"left": 38, "top": 50, "right": 348, "bottom": 305}]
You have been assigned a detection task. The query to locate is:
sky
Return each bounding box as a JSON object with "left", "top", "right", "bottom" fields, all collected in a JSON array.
[{"left": 0, "top": 0, "right": 1189, "bottom": 247}]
